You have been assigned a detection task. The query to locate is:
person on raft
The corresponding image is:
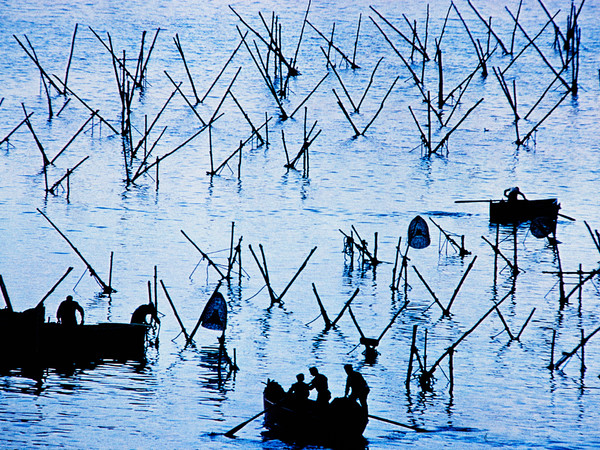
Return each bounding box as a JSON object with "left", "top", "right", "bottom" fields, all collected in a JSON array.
[
  {"left": 504, "top": 186, "right": 527, "bottom": 203},
  {"left": 344, "top": 364, "right": 370, "bottom": 412},
  {"left": 56, "top": 295, "right": 84, "bottom": 326},
  {"left": 130, "top": 303, "right": 160, "bottom": 326},
  {"left": 308, "top": 366, "right": 331, "bottom": 406}
]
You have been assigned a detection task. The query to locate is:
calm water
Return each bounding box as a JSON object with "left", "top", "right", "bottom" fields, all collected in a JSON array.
[{"left": 1, "top": 0, "right": 600, "bottom": 448}]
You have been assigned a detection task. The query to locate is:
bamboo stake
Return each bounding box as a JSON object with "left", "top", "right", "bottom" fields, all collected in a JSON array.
[
  {"left": 331, "top": 288, "right": 360, "bottom": 327},
  {"left": 50, "top": 111, "right": 97, "bottom": 165},
  {"left": 164, "top": 71, "right": 206, "bottom": 125},
  {"left": 230, "top": 6, "right": 299, "bottom": 75},
  {"left": 369, "top": 6, "right": 427, "bottom": 60},
  {"left": 63, "top": 23, "right": 78, "bottom": 95},
  {"left": 37, "top": 208, "right": 115, "bottom": 294},
  {"left": 412, "top": 266, "right": 448, "bottom": 316},
  {"left": 420, "top": 289, "right": 513, "bottom": 389},
  {"left": 160, "top": 279, "right": 190, "bottom": 342},
  {"left": 312, "top": 283, "right": 332, "bottom": 329},
  {"left": 0, "top": 112, "right": 34, "bottom": 146},
  {"left": 181, "top": 229, "right": 226, "bottom": 279},
  {"left": 467, "top": 1, "right": 509, "bottom": 54},
  {"left": 36, "top": 267, "right": 74, "bottom": 309},
  {"left": 201, "top": 33, "right": 247, "bottom": 103},
  {"left": 0, "top": 275, "right": 13, "bottom": 312},
  {"left": 173, "top": 33, "right": 200, "bottom": 104},
  {"left": 320, "top": 47, "right": 357, "bottom": 112},
  {"left": 552, "top": 325, "right": 600, "bottom": 371},
  {"left": 51, "top": 76, "right": 119, "bottom": 135},
  {"left": 506, "top": 8, "right": 571, "bottom": 91},
  {"left": 47, "top": 156, "right": 90, "bottom": 194},
  {"left": 333, "top": 88, "right": 361, "bottom": 137},
  {"left": 306, "top": 20, "right": 359, "bottom": 69},
  {"left": 362, "top": 76, "right": 398, "bottom": 136},
  {"left": 357, "top": 57, "right": 383, "bottom": 113}
]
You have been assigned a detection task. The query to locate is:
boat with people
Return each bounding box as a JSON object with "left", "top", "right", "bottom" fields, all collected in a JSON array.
[
  {"left": 262, "top": 378, "right": 368, "bottom": 447},
  {"left": 489, "top": 198, "right": 560, "bottom": 225},
  {"left": 0, "top": 303, "right": 150, "bottom": 371},
  {"left": 456, "top": 187, "right": 561, "bottom": 226}
]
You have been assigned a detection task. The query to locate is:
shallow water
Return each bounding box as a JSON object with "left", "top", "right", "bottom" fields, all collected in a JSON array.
[{"left": 1, "top": 0, "right": 600, "bottom": 448}]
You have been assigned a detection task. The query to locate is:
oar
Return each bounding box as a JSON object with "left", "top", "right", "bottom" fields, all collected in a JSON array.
[
  {"left": 368, "top": 414, "right": 429, "bottom": 432},
  {"left": 558, "top": 212, "right": 576, "bottom": 221},
  {"left": 224, "top": 408, "right": 268, "bottom": 438},
  {"left": 454, "top": 199, "right": 498, "bottom": 203}
]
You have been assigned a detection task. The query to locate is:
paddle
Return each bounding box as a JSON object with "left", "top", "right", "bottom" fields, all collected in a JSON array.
[
  {"left": 224, "top": 408, "right": 268, "bottom": 438},
  {"left": 558, "top": 212, "right": 576, "bottom": 221},
  {"left": 368, "top": 414, "right": 429, "bottom": 432}
]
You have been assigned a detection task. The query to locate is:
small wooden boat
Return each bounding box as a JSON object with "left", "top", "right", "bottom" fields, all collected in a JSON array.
[
  {"left": 489, "top": 198, "right": 560, "bottom": 225},
  {"left": 0, "top": 305, "right": 148, "bottom": 370},
  {"left": 262, "top": 379, "right": 368, "bottom": 447}
]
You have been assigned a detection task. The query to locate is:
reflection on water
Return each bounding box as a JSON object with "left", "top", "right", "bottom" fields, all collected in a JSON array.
[{"left": 2, "top": 0, "right": 600, "bottom": 447}]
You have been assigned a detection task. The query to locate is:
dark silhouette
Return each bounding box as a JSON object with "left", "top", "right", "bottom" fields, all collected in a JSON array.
[
  {"left": 130, "top": 303, "right": 160, "bottom": 325},
  {"left": 308, "top": 367, "right": 331, "bottom": 406},
  {"left": 344, "top": 364, "right": 369, "bottom": 412},
  {"left": 504, "top": 186, "right": 527, "bottom": 203},
  {"left": 288, "top": 373, "right": 310, "bottom": 401},
  {"left": 56, "top": 295, "right": 84, "bottom": 326}
]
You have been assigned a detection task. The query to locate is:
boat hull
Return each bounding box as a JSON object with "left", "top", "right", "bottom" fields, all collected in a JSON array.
[
  {"left": 263, "top": 380, "right": 368, "bottom": 447},
  {"left": 489, "top": 198, "right": 560, "bottom": 225},
  {"left": 0, "top": 307, "right": 148, "bottom": 370}
]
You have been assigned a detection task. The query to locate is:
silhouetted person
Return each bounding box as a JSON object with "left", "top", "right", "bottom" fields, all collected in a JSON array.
[
  {"left": 288, "top": 373, "right": 310, "bottom": 402},
  {"left": 504, "top": 186, "right": 526, "bottom": 203},
  {"left": 344, "top": 364, "right": 369, "bottom": 412},
  {"left": 130, "top": 303, "right": 160, "bottom": 325},
  {"left": 308, "top": 367, "right": 331, "bottom": 406},
  {"left": 57, "top": 295, "right": 84, "bottom": 326}
]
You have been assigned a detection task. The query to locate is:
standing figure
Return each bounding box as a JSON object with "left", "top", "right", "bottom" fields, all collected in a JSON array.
[
  {"left": 308, "top": 367, "right": 331, "bottom": 406},
  {"left": 504, "top": 186, "right": 527, "bottom": 203},
  {"left": 130, "top": 303, "right": 160, "bottom": 325},
  {"left": 56, "top": 295, "right": 84, "bottom": 326},
  {"left": 344, "top": 364, "right": 370, "bottom": 412}
]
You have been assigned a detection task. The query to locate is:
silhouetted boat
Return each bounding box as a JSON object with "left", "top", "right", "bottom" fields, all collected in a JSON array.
[
  {"left": 262, "top": 379, "right": 368, "bottom": 448},
  {"left": 0, "top": 305, "right": 148, "bottom": 370},
  {"left": 489, "top": 198, "right": 560, "bottom": 225}
]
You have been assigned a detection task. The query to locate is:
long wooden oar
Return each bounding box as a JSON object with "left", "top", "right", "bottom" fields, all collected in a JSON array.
[
  {"left": 368, "top": 414, "right": 429, "bottom": 432},
  {"left": 224, "top": 408, "right": 268, "bottom": 438}
]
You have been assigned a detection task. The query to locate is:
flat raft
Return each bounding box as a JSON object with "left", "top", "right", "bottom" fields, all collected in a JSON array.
[{"left": 263, "top": 379, "right": 368, "bottom": 447}]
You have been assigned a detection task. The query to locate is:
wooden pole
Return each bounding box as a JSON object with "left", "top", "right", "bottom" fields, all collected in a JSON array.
[
  {"left": 160, "top": 279, "right": 190, "bottom": 342},
  {"left": 312, "top": 283, "right": 332, "bottom": 329},
  {"left": 0, "top": 275, "right": 14, "bottom": 312},
  {"left": 37, "top": 208, "right": 115, "bottom": 294}
]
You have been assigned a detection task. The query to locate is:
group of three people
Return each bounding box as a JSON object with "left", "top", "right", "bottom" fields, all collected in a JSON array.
[{"left": 288, "top": 364, "right": 370, "bottom": 411}]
